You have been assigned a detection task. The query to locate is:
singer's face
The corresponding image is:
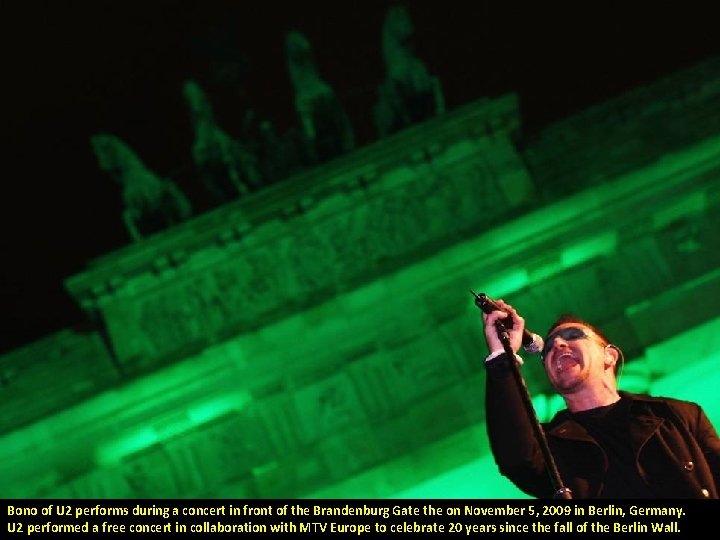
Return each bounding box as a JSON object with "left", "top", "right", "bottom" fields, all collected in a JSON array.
[{"left": 542, "top": 324, "right": 608, "bottom": 394}]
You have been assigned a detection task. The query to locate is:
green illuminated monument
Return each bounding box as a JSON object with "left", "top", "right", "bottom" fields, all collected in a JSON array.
[{"left": 1, "top": 56, "right": 720, "bottom": 499}]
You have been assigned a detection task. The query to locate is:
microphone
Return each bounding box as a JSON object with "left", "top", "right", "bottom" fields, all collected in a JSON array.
[{"left": 470, "top": 290, "right": 544, "bottom": 354}]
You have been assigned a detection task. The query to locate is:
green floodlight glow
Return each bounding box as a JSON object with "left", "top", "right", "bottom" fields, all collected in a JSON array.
[
  {"left": 652, "top": 190, "right": 707, "bottom": 229},
  {"left": 474, "top": 268, "right": 529, "bottom": 301},
  {"left": 96, "top": 392, "right": 251, "bottom": 465},
  {"left": 531, "top": 393, "right": 566, "bottom": 424},
  {"left": 186, "top": 393, "right": 252, "bottom": 425},
  {"left": 651, "top": 351, "right": 720, "bottom": 425},
  {"left": 647, "top": 316, "right": 720, "bottom": 425},
  {"left": 392, "top": 454, "right": 530, "bottom": 499},
  {"left": 561, "top": 231, "right": 617, "bottom": 268},
  {"left": 615, "top": 356, "right": 651, "bottom": 394},
  {"left": 96, "top": 427, "right": 158, "bottom": 466}
]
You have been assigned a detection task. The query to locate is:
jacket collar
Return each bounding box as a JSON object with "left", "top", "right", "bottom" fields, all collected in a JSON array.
[{"left": 547, "top": 392, "right": 664, "bottom": 444}]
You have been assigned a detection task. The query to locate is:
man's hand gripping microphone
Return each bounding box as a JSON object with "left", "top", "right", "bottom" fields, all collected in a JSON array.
[{"left": 470, "top": 290, "right": 544, "bottom": 354}]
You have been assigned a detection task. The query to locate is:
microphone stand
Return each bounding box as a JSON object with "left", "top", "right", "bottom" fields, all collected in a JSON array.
[{"left": 494, "top": 320, "right": 572, "bottom": 499}]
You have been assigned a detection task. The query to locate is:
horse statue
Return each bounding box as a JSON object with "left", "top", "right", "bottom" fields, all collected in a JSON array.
[
  {"left": 374, "top": 5, "right": 445, "bottom": 137},
  {"left": 286, "top": 31, "right": 355, "bottom": 164},
  {"left": 183, "top": 79, "right": 261, "bottom": 203},
  {"left": 91, "top": 133, "right": 193, "bottom": 241}
]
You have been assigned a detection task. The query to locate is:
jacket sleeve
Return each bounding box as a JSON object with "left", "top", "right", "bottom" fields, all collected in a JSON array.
[
  {"left": 693, "top": 405, "right": 720, "bottom": 486},
  {"left": 484, "top": 352, "right": 554, "bottom": 498}
]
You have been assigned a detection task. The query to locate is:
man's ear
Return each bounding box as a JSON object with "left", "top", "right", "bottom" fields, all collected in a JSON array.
[{"left": 604, "top": 344, "right": 619, "bottom": 368}]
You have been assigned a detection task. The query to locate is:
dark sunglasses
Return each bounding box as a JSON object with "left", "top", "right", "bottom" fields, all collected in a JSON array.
[{"left": 541, "top": 326, "right": 601, "bottom": 361}]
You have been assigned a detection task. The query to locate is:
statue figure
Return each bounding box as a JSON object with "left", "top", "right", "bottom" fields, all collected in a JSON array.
[
  {"left": 255, "top": 119, "right": 302, "bottom": 184},
  {"left": 374, "top": 5, "right": 445, "bottom": 137},
  {"left": 286, "top": 31, "right": 355, "bottom": 164},
  {"left": 91, "top": 133, "right": 193, "bottom": 241},
  {"left": 183, "top": 79, "right": 261, "bottom": 203}
]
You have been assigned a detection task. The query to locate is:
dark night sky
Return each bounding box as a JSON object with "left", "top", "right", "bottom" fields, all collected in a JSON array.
[{"left": 2, "top": 1, "right": 719, "bottom": 354}]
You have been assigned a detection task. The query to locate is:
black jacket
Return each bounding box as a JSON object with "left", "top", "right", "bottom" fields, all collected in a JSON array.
[{"left": 485, "top": 353, "right": 720, "bottom": 498}]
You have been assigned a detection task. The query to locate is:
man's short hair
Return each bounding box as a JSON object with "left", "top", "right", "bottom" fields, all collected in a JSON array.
[{"left": 545, "top": 314, "right": 611, "bottom": 345}]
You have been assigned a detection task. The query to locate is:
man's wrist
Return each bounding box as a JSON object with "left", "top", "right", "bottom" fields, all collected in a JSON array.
[{"left": 485, "top": 350, "right": 524, "bottom": 365}]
